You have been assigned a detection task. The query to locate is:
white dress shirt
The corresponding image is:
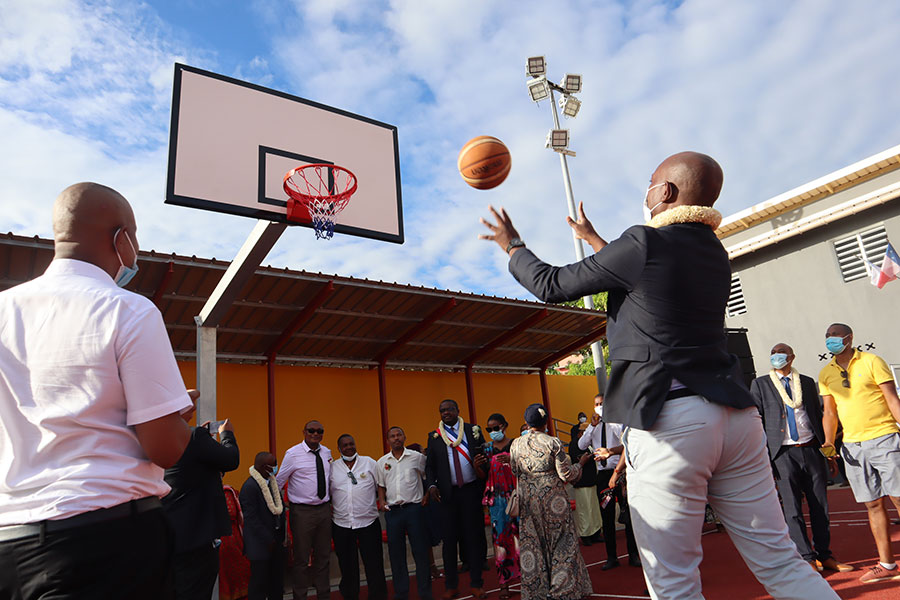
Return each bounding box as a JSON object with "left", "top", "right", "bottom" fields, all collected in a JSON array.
[
  {"left": 441, "top": 420, "right": 477, "bottom": 486},
  {"left": 330, "top": 455, "right": 379, "bottom": 529},
  {"left": 577, "top": 407, "right": 623, "bottom": 470},
  {"left": 375, "top": 449, "right": 426, "bottom": 506},
  {"left": 778, "top": 373, "right": 814, "bottom": 446},
  {"left": 277, "top": 441, "right": 332, "bottom": 504},
  {"left": 0, "top": 259, "right": 193, "bottom": 525}
]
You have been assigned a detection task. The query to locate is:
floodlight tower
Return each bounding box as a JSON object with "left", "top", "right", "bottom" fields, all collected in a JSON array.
[{"left": 525, "top": 56, "right": 607, "bottom": 392}]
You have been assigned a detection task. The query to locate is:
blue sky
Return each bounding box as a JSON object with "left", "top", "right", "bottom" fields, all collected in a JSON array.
[{"left": 1, "top": 0, "right": 899, "bottom": 299}]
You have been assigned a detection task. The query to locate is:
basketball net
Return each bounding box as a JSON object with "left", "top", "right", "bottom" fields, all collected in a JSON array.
[{"left": 283, "top": 164, "right": 357, "bottom": 240}]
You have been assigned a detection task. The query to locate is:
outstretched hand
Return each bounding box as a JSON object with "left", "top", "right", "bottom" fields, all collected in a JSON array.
[
  {"left": 566, "top": 201, "right": 606, "bottom": 252},
  {"left": 478, "top": 205, "right": 521, "bottom": 254}
]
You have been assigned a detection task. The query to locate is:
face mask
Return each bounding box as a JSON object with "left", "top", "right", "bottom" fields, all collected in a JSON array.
[
  {"left": 490, "top": 430, "right": 504, "bottom": 442},
  {"left": 594, "top": 405, "right": 603, "bottom": 416},
  {"left": 342, "top": 452, "right": 358, "bottom": 462},
  {"left": 520, "top": 430, "right": 529, "bottom": 436},
  {"left": 643, "top": 183, "right": 666, "bottom": 222},
  {"left": 825, "top": 336, "right": 848, "bottom": 354},
  {"left": 113, "top": 228, "right": 139, "bottom": 287},
  {"left": 578, "top": 416, "right": 587, "bottom": 423},
  {"left": 271, "top": 465, "right": 278, "bottom": 476},
  {"left": 770, "top": 353, "right": 789, "bottom": 369}
]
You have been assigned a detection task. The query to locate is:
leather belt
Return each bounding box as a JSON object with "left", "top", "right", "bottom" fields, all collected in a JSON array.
[
  {"left": 666, "top": 388, "right": 697, "bottom": 401},
  {"left": 0, "top": 496, "right": 161, "bottom": 543},
  {"left": 784, "top": 440, "right": 818, "bottom": 449}
]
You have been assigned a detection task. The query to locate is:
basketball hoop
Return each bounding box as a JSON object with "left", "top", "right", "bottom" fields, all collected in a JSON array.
[{"left": 283, "top": 164, "right": 358, "bottom": 240}]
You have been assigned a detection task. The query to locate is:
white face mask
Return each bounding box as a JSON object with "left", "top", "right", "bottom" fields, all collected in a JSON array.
[
  {"left": 643, "top": 182, "right": 666, "bottom": 222},
  {"left": 594, "top": 405, "right": 603, "bottom": 416},
  {"left": 578, "top": 416, "right": 587, "bottom": 423},
  {"left": 342, "top": 452, "right": 358, "bottom": 462}
]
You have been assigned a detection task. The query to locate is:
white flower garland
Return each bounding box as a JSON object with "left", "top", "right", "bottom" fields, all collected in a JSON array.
[
  {"left": 249, "top": 466, "right": 284, "bottom": 515},
  {"left": 438, "top": 417, "right": 465, "bottom": 447},
  {"left": 647, "top": 205, "right": 722, "bottom": 230},
  {"left": 768, "top": 368, "right": 804, "bottom": 410}
]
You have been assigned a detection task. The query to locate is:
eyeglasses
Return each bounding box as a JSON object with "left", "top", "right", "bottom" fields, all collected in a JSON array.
[
  {"left": 307, "top": 428, "right": 324, "bottom": 435},
  {"left": 347, "top": 471, "right": 357, "bottom": 485},
  {"left": 486, "top": 425, "right": 503, "bottom": 432},
  {"left": 840, "top": 370, "right": 850, "bottom": 388}
]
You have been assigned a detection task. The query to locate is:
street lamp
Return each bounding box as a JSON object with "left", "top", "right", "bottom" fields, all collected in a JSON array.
[{"left": 524, "top": 55, "right": 606, "bottom": 393}]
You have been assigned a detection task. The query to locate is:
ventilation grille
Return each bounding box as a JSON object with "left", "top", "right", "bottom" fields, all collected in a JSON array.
[
  {"left": 726, "top": 274, "right": 747, "bottom": 317},
  {"left": 833, "top": 225, "right": 889, "bottom": 282}
]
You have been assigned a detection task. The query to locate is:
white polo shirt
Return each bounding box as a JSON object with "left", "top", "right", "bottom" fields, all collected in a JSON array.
[
  {"left": 375, "top": 449, "right": 426, "bottom": 506},
  {"left": 330, "top": 455, "right": 379, "bottom": 529},
  {"left": 0, "top": 259, "right": 193, "bottom": 525}
]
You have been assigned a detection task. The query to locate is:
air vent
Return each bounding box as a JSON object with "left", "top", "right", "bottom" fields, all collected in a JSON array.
[
  {"left": 726, "top": 274, "right": 747, "bottom": 317},
  {"left": 833, "top": 225, "right": 889, "bottom": 283}
]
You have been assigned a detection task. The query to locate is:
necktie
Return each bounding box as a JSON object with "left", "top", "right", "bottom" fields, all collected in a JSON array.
[
  {"left": 599, "top": 418, "right": 608, "bottom": 468},
  {"left": 782, "top": 376, "right": 799, "bottom": 442},
  {"left": 450, "top": 426, "right": 465, "bottom": 487},
  {"left": 312, "top": 447, "right": 326, "bottom": 499}
]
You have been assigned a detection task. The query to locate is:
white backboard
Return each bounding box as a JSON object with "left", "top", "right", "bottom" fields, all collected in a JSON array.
[{"left": 166, "top": 64, "right": 403, "bottom": 243}]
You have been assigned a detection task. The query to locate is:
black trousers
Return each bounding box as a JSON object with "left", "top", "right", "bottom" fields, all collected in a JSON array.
[
  {"left": 0, "top": 506, "right": 173, "bottom": 600},
  {"left": 333, "top": 520, "right": 387, "bottom": 600},
  {"left": 439, "top": 481, "right": 485, "bottom": 590},
  {"left": 172, "top": 543, "right": 220, "bottom": 600},
  {"left": 774, "top": 445, "right": 832, "bottom": 561},
  {"left": 249, "top": 545, "right": 285, "bottom": 600},
  {"left": 596, "top": 469, "right": 638, "bottom": 562}
]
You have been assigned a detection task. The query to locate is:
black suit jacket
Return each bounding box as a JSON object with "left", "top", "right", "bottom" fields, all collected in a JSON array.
[
  {"left": 750, "top": 372, "right": 824, "bottom": 461},
  {"left": 162, "top": 427, "right": 240, "bottom": 553},
  {"left": 425, "top": 422, "right": 485, "bottom": 499},
  {"left": 510, "top": 222, "right": 753, "bottom": 429},
  {"left": 239, "top": 475, "right": 286, "bottom": 561}
]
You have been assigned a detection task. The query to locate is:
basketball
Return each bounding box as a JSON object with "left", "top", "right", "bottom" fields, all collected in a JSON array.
[{"left": 458, "top": 136, "right": 511, "bottom": 190}]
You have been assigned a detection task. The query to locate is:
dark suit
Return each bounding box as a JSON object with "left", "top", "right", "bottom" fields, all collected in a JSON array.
[
  {"left": 425, "top": 423, "right": 486, "bottom": 591},
  {"left": 240, "top": 475, "right": 286, "bottom": 600},
  {"left": 751, "top": 373, "right": 832, "bottom": 561},
  {"left": 163, "top": 427, "right": 240, "bottom": 600},
  {"left": 510, "top": 223, "right": 754, "bottom": 429}
]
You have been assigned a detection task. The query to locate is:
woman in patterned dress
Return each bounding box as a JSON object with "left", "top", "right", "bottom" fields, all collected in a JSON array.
[
  {"left": 510, "top": 404, "right": 593, "bottom": 600},
  {"left": 483, "top": 413, "right": 520, "bottom": 599}
]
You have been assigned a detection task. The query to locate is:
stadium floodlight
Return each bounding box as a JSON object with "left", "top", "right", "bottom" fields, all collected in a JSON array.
[
  {"left": 547, "top": 128, "right": 569, "bottom": 149},
  {"left": 526, "top": 76, "right": 551, "bottom": 102},
  {"left": 559, "top": 94, "right": 581, "bottom": 118},
  {"left": 526, "top": 56, "right": 546, "bottom": 77},
  {"left": 561, "top": 73, "right": 582, "bottom": 94}
]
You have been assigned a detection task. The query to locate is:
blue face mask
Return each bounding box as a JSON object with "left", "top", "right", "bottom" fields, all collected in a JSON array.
[
  {"left": 770, "top": 353, "right": 789, "bottom": 369},
  {"left": 825, "top": 336, "right": 848, "bottom": 354},
  {"left": 490, "top": 430, "right": 504, "bottom": 442},
  {"left": 520, "top": 430, "right": 529, "bottom": 437},
  {"left": 113, "top": 228, "right": 139, "bottom": 287},
  {"left": 271, "top": 465, "right": 278, "bottom": 476}
]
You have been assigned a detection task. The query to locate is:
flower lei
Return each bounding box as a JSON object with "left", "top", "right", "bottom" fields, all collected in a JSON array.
[
  {"left": 438, "top": 417, "right": 465, "bottom": 447},
  {"left": 768, "top": 368, "right": 804, "bottom": 410},
  {"left": 647, "top": 205, "right": 722, "bottom": 230},
  {"left": 249, "top": 466, "right": 284, "bottom": 515}
]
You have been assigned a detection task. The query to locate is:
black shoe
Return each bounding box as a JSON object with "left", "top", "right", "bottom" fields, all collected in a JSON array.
[
  {"left": 601, "top": 559, "right": 620, "bottom": 571},
  {"left": 589, "top": 531, "right": 605, "bottom": 544},
  {"left": 580, "top": 536, "right": 593, "bottom": 546},
  {"left": 629, "top": 555, "right": 642, "bottom": 568}
]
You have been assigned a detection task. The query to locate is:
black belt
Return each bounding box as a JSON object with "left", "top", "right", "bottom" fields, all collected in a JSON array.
[
  {"left": 666, "top": 388, "right": 697, "bottom": 401},
  {"left": 784, "top": 440, "right": 818, "bottom": 449},
  {"left": 0, "top": 496, "right": 161, "bottom": 543}
]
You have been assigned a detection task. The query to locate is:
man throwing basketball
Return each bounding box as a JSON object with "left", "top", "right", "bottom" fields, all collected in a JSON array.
[{"left": 479, "top": 152, "right": 839, "bottom": 600}]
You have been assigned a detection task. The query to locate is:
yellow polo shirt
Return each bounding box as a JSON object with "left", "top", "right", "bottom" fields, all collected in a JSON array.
[{"left": 818, "top": 350, "right": 898, "bottom": 443}]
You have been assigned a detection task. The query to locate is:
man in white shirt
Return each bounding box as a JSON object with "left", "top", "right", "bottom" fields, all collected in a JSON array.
[
  {"left": 0, "top": 182, "right": 192, "bottom": 599},
  {"left": 331, "top": 434, "right": 387, "bottom": 600},
  {"left": 376, "top": 426, "right": 434, "bottom": 600},
  {"left": 277, "top": 420, "right": 332, "bottom": 600},
  {"left": 579, "top": 394, "right": 640, "bottom": 570}
]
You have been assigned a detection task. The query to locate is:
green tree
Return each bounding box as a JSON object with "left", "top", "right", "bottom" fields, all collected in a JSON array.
[{"left": 548, "top": 292, "right": 610, "bottom": 376}]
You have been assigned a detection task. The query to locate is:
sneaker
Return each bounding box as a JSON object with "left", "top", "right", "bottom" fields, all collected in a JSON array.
[{"left": 859, "top": 564, "right": 900, "bottom": 583}]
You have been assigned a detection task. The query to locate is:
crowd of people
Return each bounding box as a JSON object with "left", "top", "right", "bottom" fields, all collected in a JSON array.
[{"left": 2, "top": 150, "right": 900, "bottom": 600}]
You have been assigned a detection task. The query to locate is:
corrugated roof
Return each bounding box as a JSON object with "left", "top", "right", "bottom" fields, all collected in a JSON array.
[{"left": 0, "top": 233, "right": 606, "bottom": 373}]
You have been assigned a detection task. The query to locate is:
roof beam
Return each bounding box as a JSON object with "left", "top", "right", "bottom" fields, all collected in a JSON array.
[
  {"left": 151, "top": 261, "right": 175, "bottom": 309},
  {"left": 265, "top": 282, "right": 335, "bottom": 360},
  {"left": 374, "top": 298, "right": 457, "bottom": 364},
  {"left": 461, "top": 308, "right": 548, "bottom": 366},
  {"left": 536, "top": 322, "right": 607, "bottom": 369}
]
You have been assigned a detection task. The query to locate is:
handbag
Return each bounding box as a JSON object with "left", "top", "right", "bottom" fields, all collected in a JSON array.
[{"left": 505, "top": 488, "right": 519, "bottom": 518}]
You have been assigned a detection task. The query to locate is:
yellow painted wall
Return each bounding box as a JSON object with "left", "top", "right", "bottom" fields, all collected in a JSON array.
[{"left": 176, "top": 362, "right": 600, "bottom": 489}]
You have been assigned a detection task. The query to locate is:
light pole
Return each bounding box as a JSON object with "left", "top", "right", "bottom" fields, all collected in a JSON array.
[{"left": 525, "top": 56, "right": 607, "bottom": 394}]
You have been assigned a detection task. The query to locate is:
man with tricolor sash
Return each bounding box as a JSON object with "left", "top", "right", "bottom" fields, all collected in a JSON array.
[
  {"left": 425, "top": 399, "right": 489, "bottom": 599},
  {"left": 750, "top": 343, "right": 852, "bottom": 574}
]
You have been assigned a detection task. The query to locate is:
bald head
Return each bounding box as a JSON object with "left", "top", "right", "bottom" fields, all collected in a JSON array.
[
  {"left": 52, "top": 182, "right": 138, "bottom": 279},
  {"left": 650, "top": 152, "right": 723, "bottom": 209}
]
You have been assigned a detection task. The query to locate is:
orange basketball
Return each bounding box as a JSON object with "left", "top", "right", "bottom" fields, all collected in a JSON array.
[{"left": 458, "top": 136, "right": 511, "bottom": 190}]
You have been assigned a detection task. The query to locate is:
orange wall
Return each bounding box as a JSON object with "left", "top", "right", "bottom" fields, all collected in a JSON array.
[{"left": 176, "top": 362, "right": 600, "bottom": 489}]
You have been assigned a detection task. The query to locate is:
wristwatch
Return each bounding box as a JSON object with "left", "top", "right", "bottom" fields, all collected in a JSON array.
[{"left": 506, "top": 238, "right": 526, "bottom": 254}]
